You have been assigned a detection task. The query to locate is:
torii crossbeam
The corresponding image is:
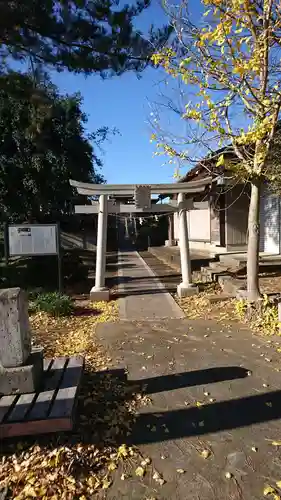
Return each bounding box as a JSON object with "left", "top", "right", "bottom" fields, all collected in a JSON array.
[{"left": 70, "top": 178, "right": 212, "bottom": 301}]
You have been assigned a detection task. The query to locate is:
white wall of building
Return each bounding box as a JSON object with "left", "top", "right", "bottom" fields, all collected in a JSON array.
[
  {"left": 260, "top": 191, "right": 281, "bottom": 254},
  {"left": 173, "top": 207, "right": 210, "bottom": 242}
]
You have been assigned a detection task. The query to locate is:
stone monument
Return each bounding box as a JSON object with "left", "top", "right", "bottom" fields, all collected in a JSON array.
[{"left": 0, "top": 288, "right": 43, "bottom": 395}]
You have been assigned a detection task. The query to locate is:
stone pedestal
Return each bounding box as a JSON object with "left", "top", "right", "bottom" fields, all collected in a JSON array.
[
  {"left": 165, "top": 239, "right": 176, "bottom": 247},
  {"left": 177, "top": 283, "right": 199, "bottom": 299},
  {"left": 90, "top": 286, "right": 110, "bottom": 302},
  {"left": 0, "top": 347, "right": 43, "bottom": 395},
  {"left": 0, "top": 288, "right": 43, "bottom": 395}
]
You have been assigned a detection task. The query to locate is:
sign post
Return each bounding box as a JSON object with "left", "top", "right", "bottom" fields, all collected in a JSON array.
[
  {"left": 56, "top": 223, "right": 62, "bottom": 293},
  {"left": 3, "top": 222, "right": 9, "bottom": 266}
]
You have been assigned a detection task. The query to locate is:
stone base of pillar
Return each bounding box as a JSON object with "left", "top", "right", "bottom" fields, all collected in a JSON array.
[
  {"left": 90, "top": 287, "right": 110, "bottom": 302},
  {"left": 165, "top": 239, "right": 176, "bottom": 247},
  {"left": 0, "top": 347, "right": 44, "bottom": 395},
  {"left": 177, "top": 282, "right": 199, "bottom": 298}
]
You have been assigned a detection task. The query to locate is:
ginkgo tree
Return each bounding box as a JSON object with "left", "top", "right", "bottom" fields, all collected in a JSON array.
[{"left": 151, "top": 0, "right": 281, "bottom": 301}]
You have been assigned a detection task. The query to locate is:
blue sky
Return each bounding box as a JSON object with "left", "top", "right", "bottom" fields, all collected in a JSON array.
[{"left": 49, "top": 1, "right": 181, "bottom": 185}]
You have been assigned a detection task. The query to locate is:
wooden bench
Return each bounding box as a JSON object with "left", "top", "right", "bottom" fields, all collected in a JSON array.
[{"left": 0, "top": 355, "right": 84, "bottom": 439}]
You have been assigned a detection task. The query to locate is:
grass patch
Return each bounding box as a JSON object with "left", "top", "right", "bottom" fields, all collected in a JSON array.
[{"left": 29, "top": 291, "right": 74, "bottom": 317}]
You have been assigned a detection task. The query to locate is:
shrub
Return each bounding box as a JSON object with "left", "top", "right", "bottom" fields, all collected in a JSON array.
[
  {"left": 62, "top": 252, "right": 88, "bottom": 283},
  {"left": 235, "top": 299, "right": 247, "bottom": 319},
  {"left": 31, "top": 292, "right": 74, "bottom": 317},
  {"left": 235, "top": 294, "right": 279, "bottom": 335},
  {"left": 28, "top": 288, "right": 44, "bottom": 301},
  {"left": 251, "top": 295, "right": 279, "bottom": 335}
]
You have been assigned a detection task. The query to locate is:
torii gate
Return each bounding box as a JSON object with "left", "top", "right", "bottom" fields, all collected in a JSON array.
[{"left": 70, "top": 178, "right": 212, "bottom": 301}]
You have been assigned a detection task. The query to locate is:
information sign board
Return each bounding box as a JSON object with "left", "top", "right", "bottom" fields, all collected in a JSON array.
[
  {"left": 8, "top": 224, "right": 58, "bottom": 256},
  {"left": 134, "top": 185, "right": 151, "bottom": 209}
]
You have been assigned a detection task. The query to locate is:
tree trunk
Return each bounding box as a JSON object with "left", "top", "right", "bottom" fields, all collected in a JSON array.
[{"left": 247, "top": 180, "right": 261, "bottom": 301}]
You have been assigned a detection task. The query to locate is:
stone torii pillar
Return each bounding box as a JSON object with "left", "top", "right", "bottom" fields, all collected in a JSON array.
[
  {"left": 165, "top": 214, "right": 175, "bottom": 247},
  {"left": 177, "top": 193, "right": 198, "bottom": 298},
  {"left": 90, "top": 194, "right": 110, "bottom": 302},
  {"left": 133, "top": 217, "right": 138, "bottom": 237},
  {"left": 124, "top": 217, "right": 129, "bottom": 239}
]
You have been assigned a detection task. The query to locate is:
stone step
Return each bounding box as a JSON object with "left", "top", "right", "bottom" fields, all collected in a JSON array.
[
  {"left": 201, "top": 264, "right": 228, "bottom": 274},
  {"left": 192, "top": 271, "right": 202, "bottom": 282},
  {"left": 199, "top": 273, "right": 210, "bottom": 283},
  {"left": 219, "top": 254, "right": 246, "bottom": 269},
  {"left": 218, "top": 275, "right": 246, "bottom": 296},
  {"left": 208, "top": 294, "right": 233, "bottom": 304},
  {"left": 200, "top": 265, "right": 232, "bottom": 283},
  {"left": 209, "top": 260, "right": 227, "bottom": 269}
]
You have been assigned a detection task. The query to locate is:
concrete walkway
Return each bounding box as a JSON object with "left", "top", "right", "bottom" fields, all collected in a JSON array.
[
  {"left": 117, "top": 249, "right": 184, "bottom": 320},
  {"left": 96, "top": 249, "right": 281, "bottom": 500}
]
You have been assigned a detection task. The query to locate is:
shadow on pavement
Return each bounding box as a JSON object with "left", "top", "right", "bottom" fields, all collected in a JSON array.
[
  {"left": 138, "top": 366, "right": 249, "bottom": 394},
  {"left": 107, "top": 263, "right": 137, "bottom": 270},
  {"left": 130, "top": 387, "right": 281, "bottom": 445},
  {"left": 116, "top": 274, "right": 179, "bottom": 283},
  {"left": 92, "top": 366, "right": 281, "bottom": 447},
  {"left": 114, "top": 288, "right": 176, "bottom": 297}
]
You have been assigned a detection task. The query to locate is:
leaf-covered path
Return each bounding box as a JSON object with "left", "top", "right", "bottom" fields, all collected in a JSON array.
[{"left": 116, "top": 249, "right": 184, "bottom": 321}]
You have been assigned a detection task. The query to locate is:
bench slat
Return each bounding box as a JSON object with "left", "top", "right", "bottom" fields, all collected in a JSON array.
[
  {"left": 0, "top": 395, "right": 17, "bottom": 424},
  {"left": 49, "top": 356, "right": 84, "bottom": 419},
  {"left": 28, "top": 357, "right": 67, "bottom": 421},
  {"left": 8, "top": 393, "right": 36, "bottom": 422}
]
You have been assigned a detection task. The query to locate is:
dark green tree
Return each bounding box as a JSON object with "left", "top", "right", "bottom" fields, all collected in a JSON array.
[
  {"left": 0, "top": 0, "right": 172, "bottom": 76},
  {"left": 0, "top": 72, "right": 106, "bottom": 221}
]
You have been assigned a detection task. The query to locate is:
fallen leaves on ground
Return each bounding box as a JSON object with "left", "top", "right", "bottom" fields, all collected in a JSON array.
[
  {"left": 176, "top": 468, "right": 185, "bottom": 474},
  {"left": 135, "top": 466, "right": 145, "bottom": 477},
  {"left": 152, "top": 470, "right": 165, "bottom": 486},
  {"left": 30, "top": 300, "right": 118, "bottom": 366},
  {"left": 175, "top": 284, "right": 237, "bottom": 323},
  {"left": 264, "top": 484, "right": 281, "bottom": 498},
  {"left": 177, "top": 282, "right": 281, "bottom": 337},
  {"left": 0, "top": 299, "right": 152, "bottom": 499},
  {"left": 271, "top": 441, "right": 281, "bottom": 447},
  {"left": 225, "top": 472, "right": 232, "bottom": 479}
]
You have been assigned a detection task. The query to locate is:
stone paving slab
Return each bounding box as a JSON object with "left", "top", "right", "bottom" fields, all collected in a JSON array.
[
  {"left": 148, "top": 245, "right": 215, "bottom": 273},
  {"left": 96, "top": 318, "right": 281, "bottom": 500},
  {"left": 117, "top": 250, "right": 184, "bottom": 321},
  {"left": 139, "top": 251, "right": 181, "bottom": 292}
]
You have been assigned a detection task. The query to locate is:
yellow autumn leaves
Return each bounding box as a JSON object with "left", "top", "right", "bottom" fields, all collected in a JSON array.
[
  {"left": 30, "top": 300, "right": 118, "bottom": 361},
  {"left": 264, "top": 484, "right": 281, "bottom": 499},
  {"left": 150, "top": 0, "right": 281, "bottom": 179}
]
